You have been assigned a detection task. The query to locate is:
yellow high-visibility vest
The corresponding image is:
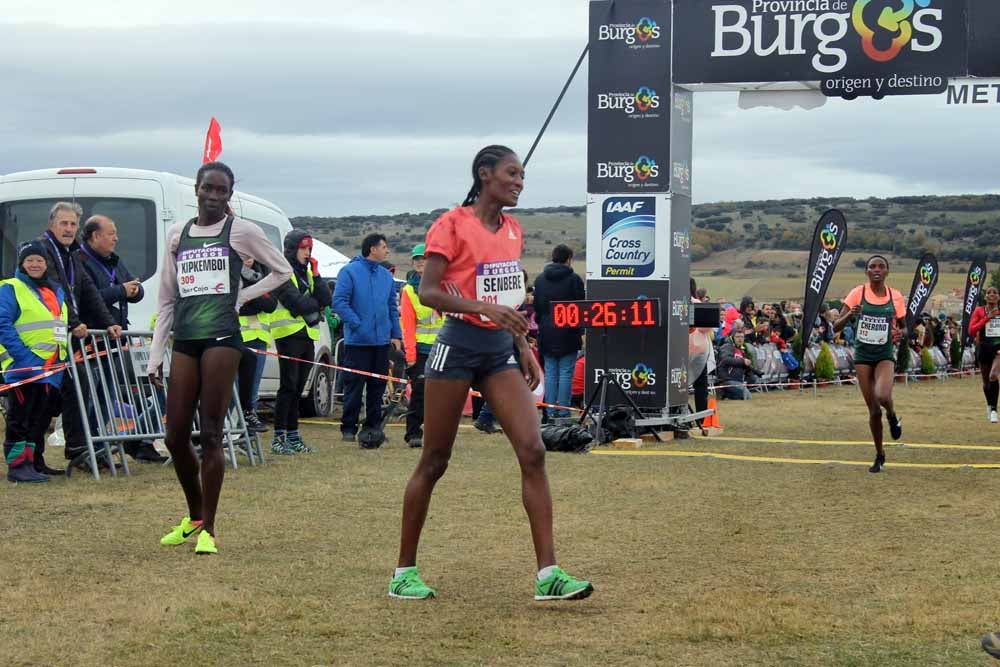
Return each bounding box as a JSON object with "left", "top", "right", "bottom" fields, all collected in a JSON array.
[
  {"left": 0, "top": 278, "right": 68, "bottom": 369},
  {"left": 240, "top": 311, "right": 271, "bottom": 345},
  {"left": 402, "top": 284, "right": 443, "bottom": 344},
  {"left": 269, "top": 270, "right": 320, "bottom": 341}
]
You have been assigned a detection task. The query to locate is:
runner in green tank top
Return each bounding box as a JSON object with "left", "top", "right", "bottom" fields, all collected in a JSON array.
[
  {"left": 834, "top": 255, "right": 906, "bottom": 473},
  {"left": 148, "top": 162, "right": 291, "bottom": 555}
]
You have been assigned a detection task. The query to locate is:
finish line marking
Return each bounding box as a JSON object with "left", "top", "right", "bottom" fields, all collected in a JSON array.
[
  {"left": 591, "top": 449, "right": 1000, "bottom": 469},
  {"left": 690, "top": 435, "right": 1000, "bottom": 452}
]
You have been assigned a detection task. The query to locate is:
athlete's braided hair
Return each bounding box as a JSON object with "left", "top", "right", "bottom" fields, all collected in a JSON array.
[
  {"left": 461, "top": 145, "right": 516, "bottom": 207},
  {"left": 196, "top": 161, "right": 236, "bottom": 192}
]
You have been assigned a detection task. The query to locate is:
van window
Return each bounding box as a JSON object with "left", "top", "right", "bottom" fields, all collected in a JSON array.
[
  {"left": 0, "top": 198, "right": 157, "bottom": 281},
  {"left": 247, "top": 219, "right": 283, "bottom": 250}
]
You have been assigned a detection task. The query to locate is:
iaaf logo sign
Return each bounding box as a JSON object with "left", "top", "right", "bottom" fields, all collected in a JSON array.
[
  {"left": 597, "top": 16, "right": 662, "bottom": 49},
  {"left": 595, "top": 155, "right": 661, "bottom": 188},
  {"left": 711, "top": 0, "right": 944, "bottom": 74},
  {"left": 596, "top": 86, "right": 661, "bottom": 117}
]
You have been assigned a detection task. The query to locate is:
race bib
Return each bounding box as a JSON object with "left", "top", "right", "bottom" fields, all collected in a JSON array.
[
  {"left": 53, "top": 323, "right": 68, "bottom": 345},
  {"left": 476, "top": 260, "right": 525, "bottom": 321},
  {"left": 857, "top": 314, "right": 889, "bottom": 345},
  {"left": 986, "top": 318, "right": 1000, "bottom": 338},
  {"left": 177, "top": 246, "right": 231, "bottom": 298}
]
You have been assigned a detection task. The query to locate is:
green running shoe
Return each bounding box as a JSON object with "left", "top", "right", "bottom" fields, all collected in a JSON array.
[
  {"left": 195, "top": 531, "right": 218, "bottom": 555},
  {"left": 534, "top": 567, "right": 594, "bottom": 601},
  {"left": 388, "top": 568, "right": 436, "bottom": 600},
  {"left": 160, "top": 517, "right": 203, "bottom": 546}
]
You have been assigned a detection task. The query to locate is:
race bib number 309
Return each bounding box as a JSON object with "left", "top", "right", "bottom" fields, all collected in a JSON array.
[
  {"left": 177, "top": 247, "right": 231, "bottom": 298},
  {"left": 476, "top": 260, "right": 525, "bottom": 321}
]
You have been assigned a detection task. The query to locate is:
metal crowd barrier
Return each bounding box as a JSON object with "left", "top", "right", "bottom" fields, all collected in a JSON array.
[{"left": 67, "top": 329, "right": 262, "bottom": 480}]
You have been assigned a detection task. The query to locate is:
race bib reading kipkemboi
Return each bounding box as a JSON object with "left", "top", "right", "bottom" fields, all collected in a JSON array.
[
  {"left": 476, "top": 260, "right": 525, "bottom": 321},
  {"left": 177, "top": 246, "right": 231, "bottom": 298},
  {"left": 857, "top": 314, "right": 889, "bottom": 345}
]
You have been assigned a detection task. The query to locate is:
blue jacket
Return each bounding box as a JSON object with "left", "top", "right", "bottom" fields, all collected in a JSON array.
[
  {"left": 333, "top": 256, "right": 401, "bottom": 346},
  {"left": 0, "top": 270, "right": 67, "bottom": 388}
]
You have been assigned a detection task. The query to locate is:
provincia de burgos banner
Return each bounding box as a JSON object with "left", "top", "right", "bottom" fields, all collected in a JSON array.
[{"left": 672, "top": 0, "right": 999, "bottom": 99}]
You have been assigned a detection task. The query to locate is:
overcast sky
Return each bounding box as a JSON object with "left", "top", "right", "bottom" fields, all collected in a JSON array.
[{"left": 2, "top": 1, "right": 997, "bottom": 217}]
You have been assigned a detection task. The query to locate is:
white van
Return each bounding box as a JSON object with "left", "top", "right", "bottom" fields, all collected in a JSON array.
[{"left": 0, "top": 167, "right": 337, "bottom": 416}]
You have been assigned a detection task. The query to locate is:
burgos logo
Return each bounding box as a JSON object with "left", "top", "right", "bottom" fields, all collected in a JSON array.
[
  {"left": 970, "top": 266, "right": 983, "bottom": 286},
  {"left": 853, "top": 0, "right": 934, "bottom": 62},
  {"left": 596, "top": 155, "right": 660, "bottom": 187},
  {"left": 819, "top": 223, "right": 839, "bottom": 250},
  {"left": 711, "top": 0, "right": 943, "bottom": 74},
  {"left": 597, "top": 86, "right": 661, "bottom": 116},
  {"left": 634, "top": 156, "right": 659, "bottom": 181},
  {"left": 919, "top": 262, "right": 934, "bottom": 285},
  {"left": 631, "top": 363, "right": 656, "bottom": 389},
  {"left": 598, "top": 16, "right": 662, "bottom": 48}
]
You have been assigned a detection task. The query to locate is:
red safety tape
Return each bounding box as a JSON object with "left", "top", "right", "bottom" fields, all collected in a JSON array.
[
  {"left": 250, "top": 348, "right": 586, "bottom": 414},
  {"left": 709, "top": 367, "right": 979, "bottom": 391}
]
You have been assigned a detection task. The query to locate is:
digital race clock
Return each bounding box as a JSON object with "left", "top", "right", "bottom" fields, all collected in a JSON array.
[{"left": 551, "top": 299, "right": 661, "bottom": 329}]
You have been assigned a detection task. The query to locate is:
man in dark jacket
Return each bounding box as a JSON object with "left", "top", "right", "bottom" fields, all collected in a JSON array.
[
  {"left": 533, "top": 244, "right": 585, "bottom": 420},
  {"left": 76, "top": 214, "right": 163, "bottom": 462},
  {"left": 717, "top": 330, "right": 757, "bottom": 400},
  {"left": 333, "top": 233, "right": 402, "bottom": 446},
  {"left": 38, "top": 202, "right": 122, "bottom": 470},
  {"left": 270, "top": 230, "right": 333, "bottom": 454},
  {"left": 78, "top": 215, "right": 144, "bottom": 328}
]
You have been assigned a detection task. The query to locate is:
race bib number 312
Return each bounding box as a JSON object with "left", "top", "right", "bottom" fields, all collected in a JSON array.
[
  {"left": 476, "top": 260, "right": 525, "bottom": 320},
  {"left": 177, "top": 247, "right": 231, "bottom": 298},
  {"left": 857, "top": 315, "right": 889, "bottom": 345}
]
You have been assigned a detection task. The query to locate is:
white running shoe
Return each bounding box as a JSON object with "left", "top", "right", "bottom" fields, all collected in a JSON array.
[{"left": 991, "top": 410, "right": 998, "bottom": 424}]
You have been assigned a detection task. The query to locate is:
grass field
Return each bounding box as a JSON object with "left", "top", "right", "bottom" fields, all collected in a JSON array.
[{"left": 6, "top": 377, "right": 1000, "bottom": 666}]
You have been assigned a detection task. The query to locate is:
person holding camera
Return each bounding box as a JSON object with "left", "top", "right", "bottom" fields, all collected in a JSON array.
[{"left": 270, "top": 231, "right": 332, "bottom": 454}]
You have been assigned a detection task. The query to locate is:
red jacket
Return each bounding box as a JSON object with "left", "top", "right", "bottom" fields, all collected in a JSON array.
[{"left": 969, "top": 306, "right": 1000, "bottom": 340}]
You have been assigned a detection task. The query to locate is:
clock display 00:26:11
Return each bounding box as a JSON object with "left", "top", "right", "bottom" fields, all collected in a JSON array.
[{"left": 551, "top": 300, "right": 659, "bottom": 328}]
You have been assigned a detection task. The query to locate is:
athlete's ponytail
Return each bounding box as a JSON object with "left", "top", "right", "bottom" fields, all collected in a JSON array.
[{"left": 461, "top": 145, "right": 515, "bottom": 206}]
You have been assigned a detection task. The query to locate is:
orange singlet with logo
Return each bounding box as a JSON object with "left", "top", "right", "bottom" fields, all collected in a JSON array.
[{"left": 424, "top": 206, "right": 526, "bottom": 329}]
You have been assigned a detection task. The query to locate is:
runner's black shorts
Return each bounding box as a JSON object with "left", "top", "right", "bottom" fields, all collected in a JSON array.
[
  {"left": 424, "top": 317, "right": 521, "bottom": 387},
  {"left": 980, "top": 341, "right": 1000, "bottom": 367},
  {"left": 172, "top": 334, "right": 244, "bottom": 359}
]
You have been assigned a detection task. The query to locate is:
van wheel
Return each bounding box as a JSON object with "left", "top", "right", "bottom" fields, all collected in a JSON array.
[{"left": 301, "top": 362, "right": 333, "bottom": 418}]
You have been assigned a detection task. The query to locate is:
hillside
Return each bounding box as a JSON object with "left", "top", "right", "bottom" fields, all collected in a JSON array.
[{"left": 292, "top": 194, "right": 1000, "bottom": 304}]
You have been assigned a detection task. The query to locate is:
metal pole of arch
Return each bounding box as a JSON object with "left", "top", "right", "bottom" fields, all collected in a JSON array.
[{"left": 523, "top": 42, "right": 589, "bottom": 168}]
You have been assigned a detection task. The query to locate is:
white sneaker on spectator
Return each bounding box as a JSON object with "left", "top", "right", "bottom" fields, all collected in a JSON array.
[{"left": 991, "top": 410, "right": 998, "bottom": 424}]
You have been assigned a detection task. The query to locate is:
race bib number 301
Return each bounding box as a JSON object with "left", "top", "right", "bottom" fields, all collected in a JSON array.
[
  {"left": 476, "top": 260, "right": 525, "bottom": 320},
  {"left": 177, "top": 247, "right": 231, "bottom": 298},
  {"left": 857, "top": 315, "right": 889, "bottom": 345}
]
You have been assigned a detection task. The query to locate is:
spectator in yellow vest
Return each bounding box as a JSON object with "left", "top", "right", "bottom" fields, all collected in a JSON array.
[
  {"left": 399, "top": 243, "right": 444, "bottom": 448},
  {"left": 1, "top": 242, "right": 69, "bottom": 482}
]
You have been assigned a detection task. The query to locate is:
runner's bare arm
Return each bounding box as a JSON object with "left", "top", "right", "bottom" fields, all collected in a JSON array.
[
  {"left": 833, "top": 304, "right": 860, "bottom": 332},
  {"left": 514, "top": 333, "right": 541, "bottom": 389},
  {"left": 418, "top": 254, "right": 528, "bottom": 336}
]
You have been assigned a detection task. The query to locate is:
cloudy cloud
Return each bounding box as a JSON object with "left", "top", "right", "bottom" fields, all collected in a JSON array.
[{"left": 1, "top": 2, "right": 996, "bottom": 216}]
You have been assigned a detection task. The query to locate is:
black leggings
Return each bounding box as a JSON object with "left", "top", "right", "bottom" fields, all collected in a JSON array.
[
  {"left": 274, "top": 333, "right": 314, "bottom": 431},
  {"left": 237, "top": 339, "right": 266, "bottom": 410}
]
